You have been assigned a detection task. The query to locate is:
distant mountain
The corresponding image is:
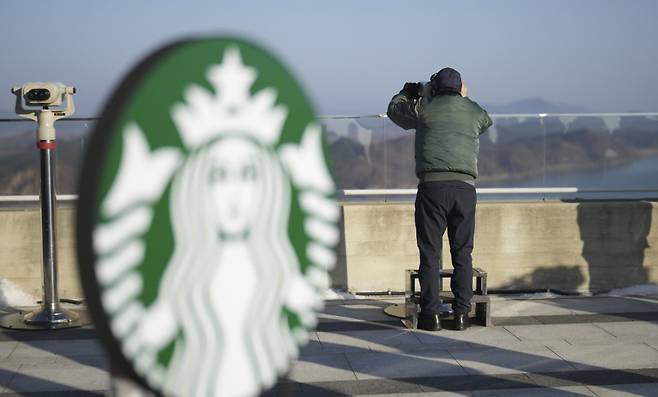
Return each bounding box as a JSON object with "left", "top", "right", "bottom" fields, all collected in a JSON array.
[{"left": 483, "top": 98, "right": 591, "bottom": 114}]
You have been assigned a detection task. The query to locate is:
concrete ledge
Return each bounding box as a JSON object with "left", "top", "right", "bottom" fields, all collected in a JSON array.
[
  {"left": 1, "top": 201, "right": 657, "bottom": 299},
  {"left": 333, "top": 201, "right": 658, "bottom": 293}
]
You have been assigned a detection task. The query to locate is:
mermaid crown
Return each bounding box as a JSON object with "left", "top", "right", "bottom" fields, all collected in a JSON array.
[{"left": 171, "top": 47, "right": 288, "bottom": 148}]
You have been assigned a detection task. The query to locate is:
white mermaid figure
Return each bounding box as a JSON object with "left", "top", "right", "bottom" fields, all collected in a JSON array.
[
  {"left": 134, "top": 136, "right": 302, "bottom": 397},
  {"left": 93, "top": 48, "right": 338, "bottom": 397}
]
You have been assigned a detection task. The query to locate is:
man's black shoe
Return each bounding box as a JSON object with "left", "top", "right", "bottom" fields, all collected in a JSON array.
[
  {"left": 417, "top": 313, "right": 441, "bottom": 331},
  {"left": 454, "top": 313, "right": 470, "bottom": 331}
]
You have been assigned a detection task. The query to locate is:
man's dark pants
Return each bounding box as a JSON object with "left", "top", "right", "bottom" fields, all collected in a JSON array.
[{"left": 415, "top": 180, "right": 476, "bottom": 315}]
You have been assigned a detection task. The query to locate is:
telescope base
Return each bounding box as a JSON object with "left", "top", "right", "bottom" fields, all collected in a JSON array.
[{"left": 0, "top": 307, "right": 91, "bottom": 330}]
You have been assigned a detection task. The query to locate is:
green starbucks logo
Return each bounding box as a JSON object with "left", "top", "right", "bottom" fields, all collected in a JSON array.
[{"left": 77, "top": 39, "right": 338, "bottom": 397}]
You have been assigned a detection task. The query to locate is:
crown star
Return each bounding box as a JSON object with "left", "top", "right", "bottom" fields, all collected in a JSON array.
[{"left": 171, "top": 47, "right": 288, "bottom": 149}]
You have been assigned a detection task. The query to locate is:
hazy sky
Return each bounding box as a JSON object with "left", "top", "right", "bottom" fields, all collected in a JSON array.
[{"left": 1, "top": 0, "right": 657, "bottom": 116}]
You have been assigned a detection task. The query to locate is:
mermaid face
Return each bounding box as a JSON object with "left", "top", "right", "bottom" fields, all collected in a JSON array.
[{"left": 207, "top": 137, "right": 261, "bottom": 236}]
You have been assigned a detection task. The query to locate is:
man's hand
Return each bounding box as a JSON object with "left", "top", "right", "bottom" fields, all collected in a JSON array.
[{"left": 402, "top": 82, "right": 422, "bottom": 99}]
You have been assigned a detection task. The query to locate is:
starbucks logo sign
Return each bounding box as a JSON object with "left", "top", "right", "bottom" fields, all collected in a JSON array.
[{"left": 77, "top": 38, "right": 338, "bottom": 396}]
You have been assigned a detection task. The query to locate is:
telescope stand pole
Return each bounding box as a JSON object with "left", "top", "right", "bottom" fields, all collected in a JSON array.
[
  {"left": 40, "top": 142, "right": 58, "bottom": 314},
  {"left": 21, "top": 138, "right": 80, "bottom": 327},
  {"left": 0, "top": 111, "right": 87, "bottom": 329}
]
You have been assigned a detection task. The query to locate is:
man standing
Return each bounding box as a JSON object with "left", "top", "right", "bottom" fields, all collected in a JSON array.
[{"left": 387, "top": 68, "right": 492, "bottom": 331}]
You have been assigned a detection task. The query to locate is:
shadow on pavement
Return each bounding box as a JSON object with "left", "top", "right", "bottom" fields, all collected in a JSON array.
[
  {"left": 0, "top": 368, "right": 105, "bottom": 396},
  {"left": 288, "top": 299, "right": 658, "bottom": 396},
  {"left": 0, "top": 321, "right": 107, "bottom": 396},
  {"left": 2, "top": 299, "right": 658, "bottom": 396}
]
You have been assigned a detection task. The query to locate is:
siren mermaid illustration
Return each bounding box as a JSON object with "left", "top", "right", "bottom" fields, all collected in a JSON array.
[{"left": 135, "top": 135, "right": 300, "bottom": 397}]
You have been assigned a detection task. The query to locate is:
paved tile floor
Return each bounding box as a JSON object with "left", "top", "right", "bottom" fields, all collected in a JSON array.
[{"left": 1, "top": 295, "right": 658, "bottom": 396}]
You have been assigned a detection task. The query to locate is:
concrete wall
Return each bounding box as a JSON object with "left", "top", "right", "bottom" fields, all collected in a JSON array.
[
  {"left": 333, "top": 201, "right": 658, "bottom": 293},
  {"left": 1, "top": 201, "right": 657, "bottom": 300},
  {"left": 0, "top": 207, "right": 81, "bottom": 300}
]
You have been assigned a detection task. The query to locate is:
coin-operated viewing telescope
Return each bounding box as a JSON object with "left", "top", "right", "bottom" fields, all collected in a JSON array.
[
  {"left": 0, "top": 82, "right": 87, "bottom": 330},
  {"left": 12, "top": 82, "right": 76, "bottom": 141}
]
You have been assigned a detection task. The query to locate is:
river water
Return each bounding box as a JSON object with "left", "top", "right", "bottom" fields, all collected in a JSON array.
[
  {"left": 518, "top": 155, "right": 658, "bottom": 189},
  {"left": 478, "top": 155, "right": 658, "bottom": 201}
]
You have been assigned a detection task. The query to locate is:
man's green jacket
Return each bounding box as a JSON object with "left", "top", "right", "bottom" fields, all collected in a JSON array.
[{"left": 387, "top": 92, "right": 492, "bottom": 180}]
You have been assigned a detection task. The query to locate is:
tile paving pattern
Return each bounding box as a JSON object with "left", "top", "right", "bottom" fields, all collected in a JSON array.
[{"left": 1, "top": 295, "right": 658, "bottom": 396}]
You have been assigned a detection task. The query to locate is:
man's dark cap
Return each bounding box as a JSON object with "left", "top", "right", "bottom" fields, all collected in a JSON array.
[{"left": 432, "top": 67, "right": 462, "bottom": 92}]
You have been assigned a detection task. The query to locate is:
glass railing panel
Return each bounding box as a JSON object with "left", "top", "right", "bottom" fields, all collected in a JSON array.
[
  {"left": 322, "top": 116, "right": 417, "bottom": 190},
  {"left": 381, "top": 117, "right": 416, "bottom": 189},
  {"left": 0, "top": 120, "right": 39, "bottom": 195},
  {"left": 1, "top": 114, "right": 657, "bottom": 198},
  {"left": 323, "top": 116, "right": 380, "bottom": 190},
  {"left": 478, "top": 116, "right": 547, "bottom": 188},
  {"left": 531, "top": 116, "right": 613, "bottom": 189},
  {"left": 602, "top": 115, "right": 658, "bottom": 189},
  {"left": 532, "top": 115, "right": 658, "bottom": 190},
  {"left": 0, "top": 119, "right": 92, "bottom": 195},
  {"left": 53, "top": 120, "right": 93, "bottom": 194}
]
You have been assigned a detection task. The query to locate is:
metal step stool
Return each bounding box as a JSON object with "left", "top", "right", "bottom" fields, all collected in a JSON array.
[{"left": 384, "top": 267, "right": 491, "bottom": 329}]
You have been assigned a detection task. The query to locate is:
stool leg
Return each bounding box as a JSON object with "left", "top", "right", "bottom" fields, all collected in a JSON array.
[
  {"left": 475, "top": 302, "right": 484, "bottom": 326},
  {"left": 476, "top": 274, "right": 487, "bottom": 295}
]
